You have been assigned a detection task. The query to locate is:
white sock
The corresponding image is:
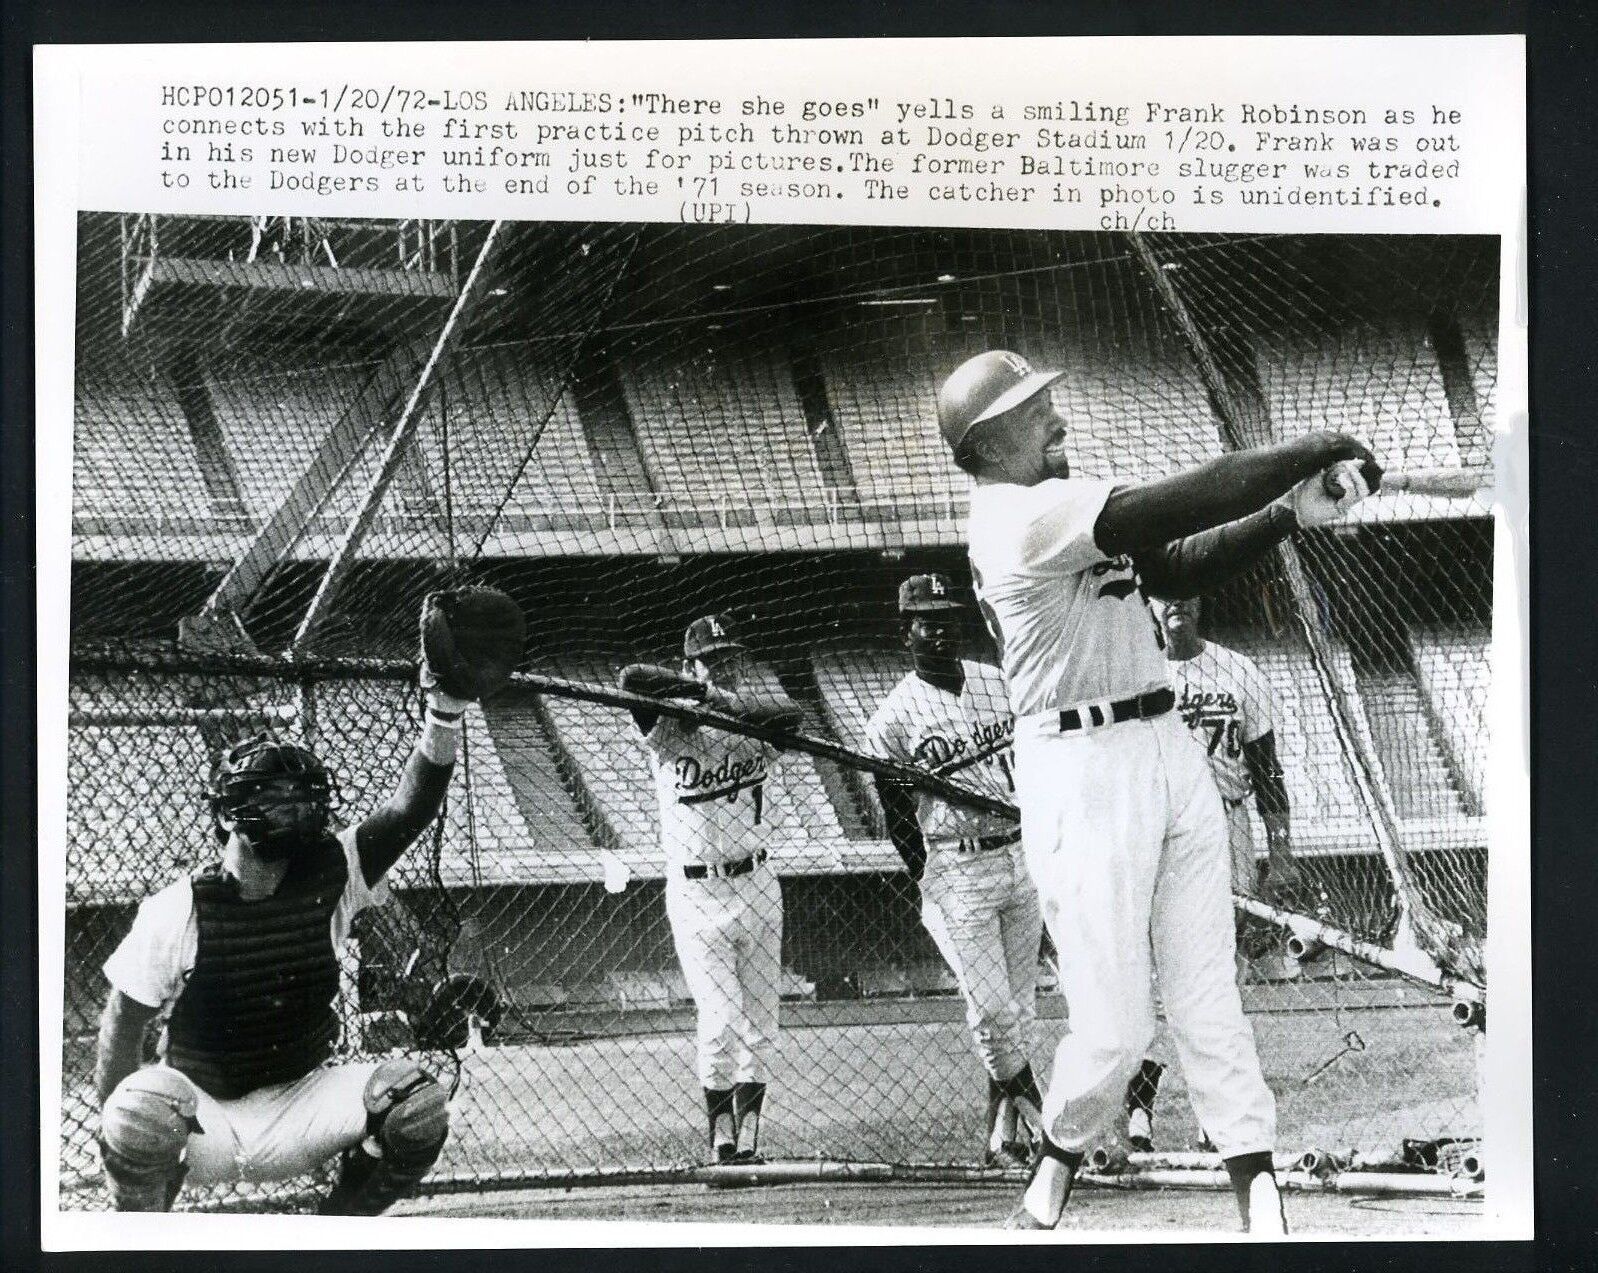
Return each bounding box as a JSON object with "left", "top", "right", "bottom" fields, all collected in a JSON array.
[
  {"left": 1127, "top": 1108, "right": 1152, "bottom": 1142},
  {"left": 1246, "top": 1173, "right": 1287, "bottom": 1235}
]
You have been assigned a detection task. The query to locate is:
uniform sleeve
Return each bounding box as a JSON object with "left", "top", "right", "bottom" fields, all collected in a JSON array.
[
  {"left": 1237, "top": 652, "right": 1279, "bottom": 743},
  {"left": 645, "top": 713, "right": 684, "bottom": 751},
  {"left": 1011, "top": 479, "right": 1119, "bottom": 576},
  {"left": 101, "top": 880, "right": 197, "bottom": 1011},
  {"left": 863, "top": 698, "right": 900, "bottom": 759}
]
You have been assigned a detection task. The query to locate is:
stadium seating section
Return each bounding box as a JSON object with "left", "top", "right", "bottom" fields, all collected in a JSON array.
[
  {"left": 1409, "top": 626, "right": 1490, "bottom": 808},
  {"left": 73, "top": 358, "right": 215, "bottom": 535},
  {"left": 74, "top": 305, "right": 1492, "bottom": 543},
  {"left": 1251, "top": 316, "right": 1463, "bottom": 472}
]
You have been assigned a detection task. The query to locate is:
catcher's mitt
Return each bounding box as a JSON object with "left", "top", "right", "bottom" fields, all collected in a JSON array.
[{"left": 419, "top": 587, "right": 526, "bottom": 702}]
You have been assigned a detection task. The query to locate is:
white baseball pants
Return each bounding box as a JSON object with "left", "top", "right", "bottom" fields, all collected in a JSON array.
[
  {"left": 118, "top": 1061, "right": 383, "bottom": 1185},
  {"left": 919, "top": 843, "right": 1041, "bottom": 1082},
  {"left": 1014, "top": 711, "right": 1275, "bottom": 1157},
  {"left": 666, "top": 865, "right": 783, "bottom": 1089}
]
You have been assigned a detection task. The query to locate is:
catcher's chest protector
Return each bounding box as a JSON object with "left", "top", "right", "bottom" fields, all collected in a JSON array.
[{"left": 165, "top": 842, "right": 348, "bottom": 1099}]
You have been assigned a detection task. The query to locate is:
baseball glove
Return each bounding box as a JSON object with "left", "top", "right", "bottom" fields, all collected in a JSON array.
[{"left": 419, "top": 587, "right": 526, "bottom": 702}]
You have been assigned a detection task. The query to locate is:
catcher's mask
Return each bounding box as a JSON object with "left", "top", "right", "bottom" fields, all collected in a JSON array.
[{"left": 208, "top": 733, "right": 334, "bottom": 860}]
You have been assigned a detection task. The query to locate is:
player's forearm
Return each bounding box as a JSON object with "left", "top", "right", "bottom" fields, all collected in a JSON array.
[
  {"left": 1244, "top": 735, "right": 1291, "bottom": 842},
  {"left": 95, "top": 992, "right": 157, "bottom": 1107},
  {"left": 357, "top": 737, "right": 456, "bottom": 886},
  {"left": 1134, "top": 505, "right": 1297, "bottom": 600},
  {"left": 873, "top": 776, "right": 927, "bottom": 879},
  {"left": 1096, "top": 432, "right": 1362, "bottom": 555}
]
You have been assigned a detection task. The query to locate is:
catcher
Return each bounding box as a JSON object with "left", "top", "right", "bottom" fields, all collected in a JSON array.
[
  {"left": 620, "top": 614, "right": 802, "bottom": 1165},
  {"left": 864, "top": 573, "right": 1043, "bottom": 1168},
  {"left": 92, "top": 588, "right": 524, "bottom": 1213}
]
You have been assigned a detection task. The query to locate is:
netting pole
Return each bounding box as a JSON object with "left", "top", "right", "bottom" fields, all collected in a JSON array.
[
  {"left": 291, "top": 221, "right": 506, "bottom": 652},
  {"left": 1124, "top": 233, "right": 1464, "bottom": 983},
  {"left": 182, "top": 340, "right": 435, "bottom": 652}
]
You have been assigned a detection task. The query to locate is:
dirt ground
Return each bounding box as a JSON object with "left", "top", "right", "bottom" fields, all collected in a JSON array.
[{"left": 396, "top": 1178, "right": 1483, "bottom": 1238}]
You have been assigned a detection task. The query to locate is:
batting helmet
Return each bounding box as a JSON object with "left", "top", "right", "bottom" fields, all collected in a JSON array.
[
  {"left": 937, "top": 350, "right": 1067, "bottom": 461},
  {"left": 207, "top": 732, "right": 333, "bottom": 850},
  {"left": 684, "top": 613, "right": 746, "bottom": 661},
  {"left": 898, "top": 572, "right": 964, "bottom": 615}
]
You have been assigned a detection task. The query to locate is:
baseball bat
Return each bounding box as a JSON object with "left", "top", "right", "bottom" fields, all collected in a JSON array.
[{"left": 1381, "top": 467, "right": 1490, "bottom": 498}]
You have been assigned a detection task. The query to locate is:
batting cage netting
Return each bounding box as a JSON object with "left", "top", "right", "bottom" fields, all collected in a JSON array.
[{"left": 61, "top": 215, "right": 1494, "bottom": 1209}]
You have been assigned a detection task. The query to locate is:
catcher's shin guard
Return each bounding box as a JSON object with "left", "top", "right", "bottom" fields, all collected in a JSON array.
[
  {"left": 99, "top": 1069, "right": 201, "bottom": 1212},
  {"left": 731, "top": 1081, "right": 765, "bottom": 1162},
  {"left": 319, "top": 1061, "right": 449, "bottom": 1216}
]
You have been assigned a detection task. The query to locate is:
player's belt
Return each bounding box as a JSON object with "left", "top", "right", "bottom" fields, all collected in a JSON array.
[
  {"left": 1053, "top": 686, "right": 1175, "bottom": 733},
  {"left": 1222, "top": 796, "right": 1247, "bottom": 809},
  {"left": 682, "top": 849, "right": 768, "bottom": 880},
  {"left": 948, "top": 829, "right": 1022, "bottom": 854}
]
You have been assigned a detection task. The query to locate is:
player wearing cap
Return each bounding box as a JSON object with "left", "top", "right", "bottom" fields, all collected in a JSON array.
[
  {"left": 864, "top": 573, "right": 1044, "bottom": 1169},
  {"left": 620, "top": 615, "right": 802, "bottom": 1165},
  {"left": 940, "top": 349, "right": 1379, "bottom": 1233},
  {"left": 1123, "top": 594, "right": 1302, "bottom": 1153}
]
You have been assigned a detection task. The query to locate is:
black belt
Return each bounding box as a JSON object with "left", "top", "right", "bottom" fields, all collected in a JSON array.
[
  {"left": 1057, "top": 687, "right": 1175, "bottom": 733},
  {"left": 1223, "top": 796, "right": 1247, "bottom": 809},
  {"left": 952, "top": 829, "right": 1022, "bottom": 854},
  {"left": 683, "top": 849, "right": 767, "bottom": 880}
]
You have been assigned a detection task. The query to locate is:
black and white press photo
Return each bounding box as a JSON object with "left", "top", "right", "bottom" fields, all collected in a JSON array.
[
  {"left": 55, "top": 213, "right": 1502, "bottom": 1234},
  {"left": 32, "top": 35, "right": 1528, "bottom": 1247}
]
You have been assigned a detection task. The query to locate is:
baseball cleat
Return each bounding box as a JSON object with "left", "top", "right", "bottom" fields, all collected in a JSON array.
[
  {"left": 984, "top": 1141, "right": 1032, "bottom": 1171},
  {"left": 729, "top": 1149, "right": 765, "bottom": 1165},
  {"left": 1002, "top": 1204, "right": 1055, "bottom": 1230},
  {"left": 712, "top": 1142, "right": 736, "bottom": 1165}
]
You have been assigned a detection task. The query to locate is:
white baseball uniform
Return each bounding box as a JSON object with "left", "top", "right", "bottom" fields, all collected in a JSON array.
[
  {"left": 968, "top": 477, "right": 1275, "bottom": 1158},
  {"left": 100, "top": 826, "right": 387, "bottom": 1184},
  {"left": 865, "top": 659, "right": 1041, "bottom": 1082},
  {"left": 1169, "top": 643, "right": 1280, "bottom": 892},
  {"left": 643, "top": 715, "right": 782, "bottom": 1090}
]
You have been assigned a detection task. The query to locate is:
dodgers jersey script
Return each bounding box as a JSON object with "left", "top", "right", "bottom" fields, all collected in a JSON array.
[
  {"left": 864, "top": 658, "right": 1017, "bottom": 845},
  {"left": 967, "top": 478, "right": 1169, "bottom": 715},
  {"left": 1171, "top": 643, "right": 1278, "bottom": 803},
  {"left": 645, "top": 717, "right": 775, "bottom": 866}
]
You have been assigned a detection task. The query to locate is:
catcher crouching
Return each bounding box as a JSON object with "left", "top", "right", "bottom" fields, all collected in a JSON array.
[{"left": 93, "top": 588, "right": 525, "bottom": 1213}]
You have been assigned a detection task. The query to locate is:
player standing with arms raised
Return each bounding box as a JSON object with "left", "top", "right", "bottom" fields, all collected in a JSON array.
[
  {"left": 93, "top": 588, "right": 524, "bottom": 1213},
  {"left": 1123, "top": 594, "right": 1302, "bottom": 1151},
  {"left": 864, "top": 573, "right": 1044, "bottom": 1168},
  {"left": 621, "top": 614, "right": 801, "bottom": 1165},
  {"left": 940, "top": 350, "right": 1378, "bottom": 1233}
]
